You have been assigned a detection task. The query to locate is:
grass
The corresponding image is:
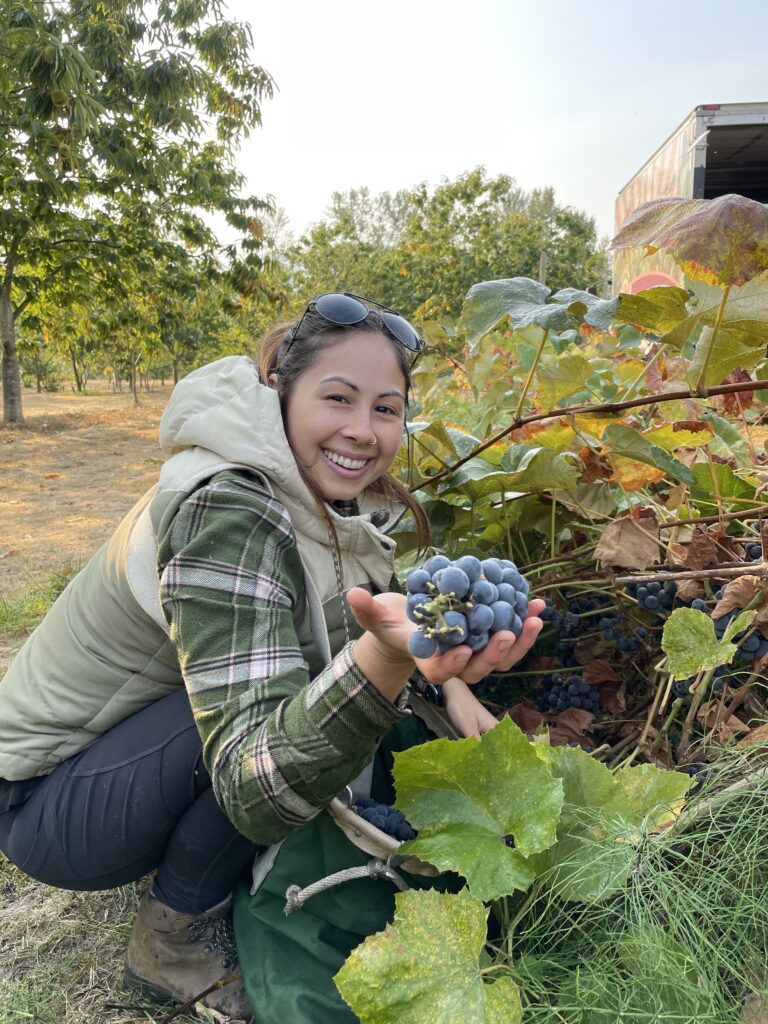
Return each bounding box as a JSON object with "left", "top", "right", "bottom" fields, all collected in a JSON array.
[
  {"left": 0, "top": 859, "right": 213, "bottom": 1023},
  {"left": 510, "top": 750, "right": 768, "bottom": 1022},
  {"left": 0, "top": 561, "right": 81, "bottom": 641}
]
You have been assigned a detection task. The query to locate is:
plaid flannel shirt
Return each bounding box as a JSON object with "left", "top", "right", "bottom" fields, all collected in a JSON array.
[{"left": 158, "top": 469, "right": 406, "bottom": 845}]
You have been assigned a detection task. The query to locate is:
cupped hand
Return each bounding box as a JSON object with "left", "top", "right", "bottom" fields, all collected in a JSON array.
[{"left": 346, "top": 588, "right": 545, "bottom": 686}]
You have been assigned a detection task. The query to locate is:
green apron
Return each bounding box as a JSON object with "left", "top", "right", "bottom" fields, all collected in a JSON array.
[{"left": 233, "top": 713, "right": 460, "bottom": 1023}]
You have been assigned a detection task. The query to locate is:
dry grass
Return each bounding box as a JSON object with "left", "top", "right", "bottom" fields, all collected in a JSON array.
[{"left": 1, "top": 388, "right": 236, "bottom": 1024}]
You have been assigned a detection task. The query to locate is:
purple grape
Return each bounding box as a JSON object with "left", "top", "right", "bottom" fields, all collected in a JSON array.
[
  {"left": 514, "top": 592, "right": 528, "bottom": 615},
  {"left": 443, "top": 610, "right": 469, "bottom": 643},
  {"left": 496, "top": 583, "right": 517, "bottom": 604},
  {"left": 491, "top": 601, "right": 514, "bottom": 632},
  {"left": 465, "top": 631, "right": 489, "bottom": 651},
  {"left": 406, "top": 593, "right": 430, "bottom": 621},
  {"left": 511, "top": 614, "right": 523, "bottom": 637},
  {"left": 436, "top": 567, "right": 470, "bottom": 598},
  {"left": 480, "top": 559, "right": 504, "bottom": 585},
  {"left": 424, "top": 555, "right": 450, "bottom": 575},
  {"left": 454, "top": 556, "right": 482, "bottom": 582},
  {"left": 469, "top": 579, "right": 498, "bottom": 605},
  {"left": 408, "top": 632, "right": 438, "bottom": 658},
  {"left": 467, "top": 603, "right": 494, "bottom": 634},
  {"left": 500, "top": 559, "right": 518, "bottom": 570},
  {"left": 406, "top": 569, "right": 431, "bottom": 593}
]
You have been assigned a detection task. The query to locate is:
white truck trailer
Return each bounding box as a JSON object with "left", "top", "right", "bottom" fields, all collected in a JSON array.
[{"left": 612, "top": 101, "right": 768, "bottom": 295}]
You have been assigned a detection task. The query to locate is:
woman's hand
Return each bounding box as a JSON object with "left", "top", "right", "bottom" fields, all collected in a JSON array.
[
  {"left": 346, "top": 587, "right": 545, "bottom": 690},
  {"left": 442, "top": 677, "right": 500, "bottom": 739}
]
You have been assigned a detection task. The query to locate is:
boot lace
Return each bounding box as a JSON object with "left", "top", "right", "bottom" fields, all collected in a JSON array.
[{"left": 188, "top": 914, "right": 239, "bottom": 971}]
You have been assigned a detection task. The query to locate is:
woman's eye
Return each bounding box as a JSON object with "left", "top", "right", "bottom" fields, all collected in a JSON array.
[
  {"left": 376, "top": 405, "right": 398, "bottom": 416},
  {"left": 327, "top": 394, "right": 348, "bottom": 403}
]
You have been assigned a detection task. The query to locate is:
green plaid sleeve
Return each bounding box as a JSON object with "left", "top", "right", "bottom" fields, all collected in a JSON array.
[{"left": 158, "top": 469, "right": 406, "bottom": 845}]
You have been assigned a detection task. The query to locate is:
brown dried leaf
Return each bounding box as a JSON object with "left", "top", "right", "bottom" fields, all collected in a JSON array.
[
  {"left": 549, "top": 708, "right": 595, "bottom": 746},
  {"left": 598, "top": 683, "right": 627, "bottom": 714},
  {"left": 583, "top": 660, "right": 620, "bottom": 684},
  {"left": 579, "top": 446, "right": 613, "bottom": 484},
  {"left": 742, "top": 992, "right": 768, "bottom": 1024},
  {"left": 714, "top": 369, "right": 756, "bottom": 416},
  {"left": 707, "top": 524, "right": 743, "bottom": 563},
  {"left": 683, "top": 526, "right": 718, "bottom": 570},
  {"left": 696, "top": 700, "right": 750, "bottom": 739},
  {"left": 712, "top": 575, "right": 768, "bottom": 628},
  {"left": 676, "top": 578, "right": 706, "bottom": 603},
  {"left": 502, "top": 701, "right": 545, "bottom": 737},
  {"left": 574, "top": 638, "right": 601, "bottom": 665},
  {"left": 666, "top": 541, "right": 688, "bottom": 566},
  {"left": 595, "top": 513, "right": 660, "bottom": 570},
  {"left": 738, "top": 722, "right": 768, "bottom": 749}
]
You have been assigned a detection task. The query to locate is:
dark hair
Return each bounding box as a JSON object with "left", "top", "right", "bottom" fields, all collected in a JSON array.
[{"left": 258, "top": 309, "right": 431, "bottom": 557}]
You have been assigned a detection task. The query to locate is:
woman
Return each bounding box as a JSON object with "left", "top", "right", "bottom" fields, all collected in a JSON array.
[{"left": 0, "top": 293, "right": 544, "bottom": 1019}]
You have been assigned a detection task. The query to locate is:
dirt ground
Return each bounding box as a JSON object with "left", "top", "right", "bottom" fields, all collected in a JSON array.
[
  {"left": 1, "top": 384, "right": 170, "bottom": 590},
  {"left": 0, "top": 385, "right": 171, "bottom": 672}
]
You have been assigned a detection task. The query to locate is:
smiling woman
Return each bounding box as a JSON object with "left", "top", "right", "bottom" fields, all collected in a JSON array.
[{"left": 0, "top": 292, "right": 545, "bottom": 1021}]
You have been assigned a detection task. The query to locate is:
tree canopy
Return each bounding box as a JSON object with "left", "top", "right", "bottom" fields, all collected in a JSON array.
[{"left": 1, "top": 0, "right": 273, "bottom": 422}]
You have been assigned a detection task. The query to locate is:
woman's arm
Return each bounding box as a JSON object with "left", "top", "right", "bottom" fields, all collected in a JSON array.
[{"left": 158, "top": 471, "right": 409, "bottom": 846}]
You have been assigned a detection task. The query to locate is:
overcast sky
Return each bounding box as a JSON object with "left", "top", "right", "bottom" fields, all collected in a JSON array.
[{"left": 226, "top": 0, "right": 768, "bottom": 243}]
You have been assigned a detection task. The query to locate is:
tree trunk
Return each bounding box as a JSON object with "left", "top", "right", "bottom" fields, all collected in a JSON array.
[
  {"left": 173, "top": 355, "right": 180, "bottom": 384},
  {"left": 1, "top": 287, "right": 23, "bottom": 424},
  {"left": 69, "top": 344, "right": 83, "bottom": 391}
]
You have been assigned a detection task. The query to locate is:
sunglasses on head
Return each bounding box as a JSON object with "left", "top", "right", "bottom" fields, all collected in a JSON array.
[{"left": 284, "top": 292, "right": 425, "bottom": 363}]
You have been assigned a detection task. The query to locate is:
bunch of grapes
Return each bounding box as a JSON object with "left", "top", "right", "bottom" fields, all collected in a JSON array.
[
  {"left": 598, "top": 613, "right": 645, "bottom": 656},
  {"left": 745, "top": 541, "right": 763, "bottom": 562},
  {"left": 632, "top": 580, "right": 677, "bottom": 613},
  {"left": 535, "top": 672, "right": 601, "bottom": 714},
  {"left": 405, "top": 555, "right": 530, "bottom": 658},
  {"left": 353, "top": 799, "right": 416, "bottom": 842}
]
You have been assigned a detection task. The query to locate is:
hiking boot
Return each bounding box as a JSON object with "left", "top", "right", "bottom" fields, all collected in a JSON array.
[{"left": 124, "top": 888, "right": 253, "bottom": 1022}]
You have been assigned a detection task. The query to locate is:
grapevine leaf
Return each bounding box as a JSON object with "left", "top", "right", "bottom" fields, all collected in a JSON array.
[
  {"left": 393, "top": 718, "right": 564, "bottom": 901},
  {"left": 689, "top": 462, "right": 758, "bottom": 504},
  {"left": 334, "top": 890, "right": 522, "bottom": 1024},
  {"left": 438, "top": 448, "right": 579, "bottom": 501},
  {"left": 532, "top": 746, "right": 694, "bottom": 902},
  {"left": 642, "top": 421, "right": 713, "bottom": 452},
  {"left": 594, "top": 513, "right": 660, "bottom": 570},
  {"left": 534, "top": 353, "right": 592, "bottom": 409},
  {"left": 661, "top": 607, "right": 755, "bottom": 679},
  {"left": 661, "top": 275, "right": 768, "bottom": 356},
  {"left": 615, "top": 285, "right": 691, "bottom": 333},
  {"left": 703, "top": 410, "right": 752, "bottom": 466},
  {"left": 459, "top": 277, "right": 550, "bottom": 349},
  {"left": 501, "top": 445, "right": 580, "bottom": 491},
  {"left": 602, "top": 424, "right": 694, "bottom": 484},
  {"left": 610, "top": 194, "right": 768, "bottom": 287},
  {"left": 550, "top": 288, "right": 620, "bottom": 331}
]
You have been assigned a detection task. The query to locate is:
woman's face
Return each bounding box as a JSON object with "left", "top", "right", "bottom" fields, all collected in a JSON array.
[{"left": 283, "top": 332, "right": 407, "bottom": 501}]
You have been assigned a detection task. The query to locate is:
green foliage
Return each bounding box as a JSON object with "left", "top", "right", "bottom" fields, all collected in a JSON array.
[
  {"left": 662, "top": 606, "right": 756, "bottom": 679},
  {"left": 286, "top": 170, "right": 607, "bottom": 322},
  {"left": 394, "top": 719, "right": 564, "bottom": 901},
  {"left": 0, "top": 0, "right": 273, "bottom": 421},
  {"left": 335, "top": 890, "right": 523, "bottom": 1024}
]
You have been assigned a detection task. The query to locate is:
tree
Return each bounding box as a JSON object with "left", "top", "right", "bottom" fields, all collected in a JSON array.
[
  {"left": 283, "top": 170, "right": 608, "bottom": 320},
  {"left": 1, "top": 0, "right": 273, "bottom": 423}
]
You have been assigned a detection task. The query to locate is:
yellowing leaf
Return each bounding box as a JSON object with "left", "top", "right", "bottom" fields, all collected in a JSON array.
[
  {"left": 610, "top": 455, "right": 666, "bottom": 491},
  {"left": 334, "top": 890, "right": 522, "bottom": 1024},
  {"left": 643, "top": 421, "right": 714, "bottom": 451}
]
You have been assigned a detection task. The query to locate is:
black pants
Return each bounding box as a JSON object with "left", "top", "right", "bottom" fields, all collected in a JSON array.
[{"left": 0, "top": 688, "right": 258, "bottom": 914}]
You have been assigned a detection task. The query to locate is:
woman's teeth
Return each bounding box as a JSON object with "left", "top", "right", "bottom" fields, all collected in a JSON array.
[{"left": 323, "top": 450, "right": 368, "bottom": 470}]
